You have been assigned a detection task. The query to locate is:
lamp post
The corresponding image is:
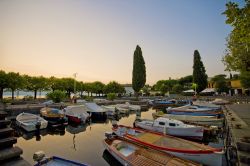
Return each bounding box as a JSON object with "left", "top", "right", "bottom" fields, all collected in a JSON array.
[{"left": 73, "top": 73, "right": 77, "bottom": 95}]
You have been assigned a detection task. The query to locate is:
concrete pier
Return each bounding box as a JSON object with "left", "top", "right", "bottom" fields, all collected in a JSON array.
[
  {"left": 0, "top": 111, "right": 30, "bottom": 166},
  {"left": 224, "top": 104, "right": 250, "bottom": 166}
]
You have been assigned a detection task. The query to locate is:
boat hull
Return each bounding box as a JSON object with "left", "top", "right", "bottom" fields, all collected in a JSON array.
[
  {"left": 16, "top": 120, "right": 48, "bottom": 132},
  {"left": 135, "top": 122, "right": 204, "bottom": 140},
  {"left": 114, "top": 125, "right": 224, "bottom": 166},
  {"left": 153, "top": 113, "right": 224, "bottom": 127}
]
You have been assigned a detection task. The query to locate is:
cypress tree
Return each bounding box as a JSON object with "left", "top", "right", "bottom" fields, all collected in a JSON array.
[
  {"left": 192, "top": 50, "right": 208, "bottom": 93},
  {"left": 132, "top": 45, "right": 146, "bottom": 95}
]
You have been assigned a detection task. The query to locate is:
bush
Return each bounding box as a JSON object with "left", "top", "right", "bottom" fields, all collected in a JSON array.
[
  {"left": 46, "top": 90, "right": 66, "bottom": 103},
  {"left": 107, "top": 93, "right": 116, "bottom": 101},
  {"left": 84, "top": 96, "right": 93, "bottom": 101}
]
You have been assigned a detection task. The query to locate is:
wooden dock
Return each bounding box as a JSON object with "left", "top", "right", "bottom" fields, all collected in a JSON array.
[
  {"left": 0, "top": 111, "right": 31, "bottom": 166},
  {"left": 224, "top": 104, "right": 250, "bottom": 166}
]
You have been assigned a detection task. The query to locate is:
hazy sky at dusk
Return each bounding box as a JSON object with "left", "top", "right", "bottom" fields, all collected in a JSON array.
[{"left": 0, "top": 0, "right": 244, "bottom": 85}]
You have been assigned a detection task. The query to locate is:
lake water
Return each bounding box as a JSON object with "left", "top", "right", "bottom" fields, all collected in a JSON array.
[{"left": 13, "top": 108, "right": 224, "bottom": 165}]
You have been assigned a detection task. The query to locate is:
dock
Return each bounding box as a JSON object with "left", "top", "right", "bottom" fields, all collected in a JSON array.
[
  {"left": 0, "top": 111, "right": 31, "bottom": 166},
  {"left": 224, "top": 104, "right": 250, "bottom": 166}
]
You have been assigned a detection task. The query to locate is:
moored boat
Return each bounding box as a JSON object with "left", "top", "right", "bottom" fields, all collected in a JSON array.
[
  {"left": 16, "top": 113, "right": 48, "bottom": 132},
  {"left": 113, "top": 125, "right": 224, "bottom": 166},
  {"left": 33, "top": 151, "right": 88, "bottom": 166},
  {"left": 167, "top": 104, "right": 221, "bottom": 112},
  {"left": 64, "top": 105, "right": 90, "bottom": 124},
  {"left": 134, "top": 117, "right": 204, "bottom": 140},
  {"left": 84, "top": 102, "right": 108, "bottom": 120},
  {"left": 40, "top": 107, "right": 68, "bottom": 127},
  {"left": 166, "top": 105, "right": 223, "bottom": 116},
  {"left": 103, "top": 134, "right": 200, "bottom": 166},
  {"left": 152, "top": 113, "right": 224, "bottom": 127},
  {"left": 211, "top": 98, "right": 230, "bottom": 105},
  {"left": 152, "top": 99, "right": 191, "bottom": 108}
]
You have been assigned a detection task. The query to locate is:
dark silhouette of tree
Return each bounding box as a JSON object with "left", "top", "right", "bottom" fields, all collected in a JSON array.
[
  {"left": 192, "top": 50, "right": 208, "bottom": 93},
  {"left": 132, "top": 45, "right": 146, "bottom": 96}
]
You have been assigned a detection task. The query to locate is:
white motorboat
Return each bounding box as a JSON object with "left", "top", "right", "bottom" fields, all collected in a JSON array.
[
  {"left": 16, "top": 113, "right": 48, "bottom": 132},
  {"left": 153, "top": 113, "right": 224, "bottom": 127},
  {"left": 134, "top": 117, "right": 204, "bottom": 140}
]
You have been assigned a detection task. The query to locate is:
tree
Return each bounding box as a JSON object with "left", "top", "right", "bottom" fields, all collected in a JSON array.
[
  {"left": 61, "top": 78, "right": 75, "bottom": 98},
  {"left": 25, "top": 76, "right": 48, "bottom": 99},
  {"left": 132, "top": 45, "right": 146, "bottom": 96},
  {"left": 0, "top": 70, "right": 8, "bottom": 100},
  {"left": 77, "top": 81, "right": 86, "bottom": 98},
  {"left": 91, "top": 81, "right": 105, "bottom": 96},
  {"left": 240, "top": 71, "right": 250, "bottom": 88},
  {"left": 172, "top": 84, "right": 184, "bottom": 94},
  {"left": 7, "top": 72, "right": 25, "bottom": 100},
  {"left": 192, "top": 50, "right": 208, "bottom": 93},
  {"left": 223, "top": 1, "right": 250, "bottom": 87},
  {"left": 211, "top": 74, "right": 229, "bottom": 93},
  {"left": 104, "top": 81, "right": 125, "bottom": 94},
  {"left": 47, "top": 90, "right": 66, "bottom": 103}
]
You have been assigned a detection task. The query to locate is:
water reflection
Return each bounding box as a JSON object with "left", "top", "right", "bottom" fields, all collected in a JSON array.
[
  {"left": 13, "top": 108, "right": 224, "bottom": 166},
  {"left": 14, "top": 126, "right": 66, "bottom": 141},
  {"left": 66, "top": 124, "right": 87, "bottom": 151}
]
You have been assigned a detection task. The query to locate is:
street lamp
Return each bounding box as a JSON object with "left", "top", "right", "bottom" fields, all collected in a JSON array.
[{"left": 73, "top": 73, "right": 77, "bottom": 95}]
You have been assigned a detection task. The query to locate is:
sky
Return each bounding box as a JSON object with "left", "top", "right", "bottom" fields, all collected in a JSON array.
[{"left": 0, "top": 0, "right": 244, "bottom": 85}]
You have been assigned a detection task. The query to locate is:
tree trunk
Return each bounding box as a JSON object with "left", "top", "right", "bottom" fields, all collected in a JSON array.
[
  {"left": 0, "top": 87, "right": 3, "bottom": 100},
  {"left": 87, "top": 91, "right": 89, "bottom": 97},
  {"left": 11, "top": 89, "right": 15, "bottom": 100},
  {"left": 80, "top": 91, "right": 83, "bottom": 98},
  {"left": 34, "top": 90, "right": 37, "bottom": 99}
]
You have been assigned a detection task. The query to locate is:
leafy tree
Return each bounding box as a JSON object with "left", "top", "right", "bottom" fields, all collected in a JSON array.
[
  {"left": 240, "top": 71, "right": 250, "bottom": 88},
  {"left": 172, "top": 84, "right": 184, "bottom": 94},
  {"left": 46, "top": 90, "right": 66, "bottom": 103},
  {"left": 104, "top": 81, "right": 125, "bottom": 94},
  {"left": 178, "top": 75, "right": 193, "bottom": 89},
  {"left": 192, "top": 50, "right": 208, "bottom": 93},
  {"left": 141, "top": 84, "right": 151, "bottom": 96},
  {"left": 211, "top": 74, "right": 229, "bottom": 93},
  {"left": 77, "top": 81, "right": 86, "bottom": 98},
  {"left": 223, "top": 1, "right": 250, "bottom": 87},
  {"left": 25, "top": 76, "right": 48, "bottom": 99},
  {"left": 0, "top": 70, "right": 8, "bottom": 100},
  {"left": 132, "top": 45, "right": 146, "bottom": 96},
  {"left": 84, "top": 83, "right": 93, "bottom": 96},
  {"left": 61, "top": 78, "right": 75, "bottom": 98},
  {"left": 91, "top": 81, "right": 105, "bottom": 96},
  {"left": 7, "top": 72, "right": 25, "bottom": 100},
  {"left": 107, "top": 93, "right": 116, "bottom": 100}
]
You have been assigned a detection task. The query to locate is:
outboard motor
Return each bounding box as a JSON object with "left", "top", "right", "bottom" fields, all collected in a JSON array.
[
  {"left": 105, "top": 132, "right": 114, "bottom": 139},
  {"left": 36, "top": 121, "right": 41, "bottom": 130},
  {"left": 33, "top": 151, "right": 45, "bottom": 163}
]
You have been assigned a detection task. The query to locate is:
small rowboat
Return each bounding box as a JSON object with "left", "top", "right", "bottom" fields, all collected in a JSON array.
[
  {"left": 16, "top": 113, "right": 48, "bottom": 132},
  {"left": 113, "top": 125, "right": 224, "bottom": 166},
  {"left": 103, "top": 135, "right": 200, "bottom": 166}
]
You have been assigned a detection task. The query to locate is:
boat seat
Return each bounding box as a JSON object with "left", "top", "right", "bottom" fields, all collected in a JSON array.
[
  {"left": 137, "top": 148, "right": 171, "bottom": 165},
  {"left": 131, "top": 155, "right": 165, "bottom": 166}
]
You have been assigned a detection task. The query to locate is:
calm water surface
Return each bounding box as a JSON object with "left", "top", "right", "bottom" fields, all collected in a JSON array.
[
  {"left": 14, "top": 108, "right": 223, "bottom": 166},
  {"left": 15, "top": 109, "right": 154, "bottom": 165}
]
